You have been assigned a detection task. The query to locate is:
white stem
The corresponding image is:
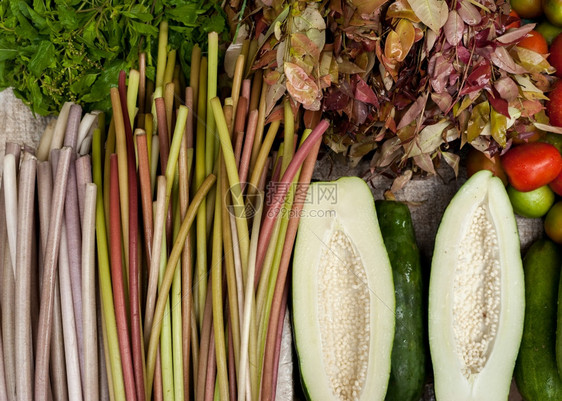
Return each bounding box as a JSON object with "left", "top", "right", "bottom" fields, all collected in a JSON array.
[
  {"left": 82, "top": 184, "right": 98, "bottom": 401},
  {"left": 59, "top": 223, "right": 83, "bottom": 401},
  {"left": 3, "top": 154, "right": 17, "bottom": 278}
]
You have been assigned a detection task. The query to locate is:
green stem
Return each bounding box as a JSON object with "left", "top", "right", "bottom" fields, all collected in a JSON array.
[
  {"left": 210, "top": 97, "right": 250, "bottom": 275},
  {"left": 92, "top": 129, "right": 126, "bottom": 401}
]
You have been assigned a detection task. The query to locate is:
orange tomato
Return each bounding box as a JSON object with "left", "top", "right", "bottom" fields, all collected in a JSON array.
[
  {"left": 518, "top": 30, "right": 549, "bottom": 54},
  {"left": 506, "top": 10, "right": 522, "bottom": 29}
]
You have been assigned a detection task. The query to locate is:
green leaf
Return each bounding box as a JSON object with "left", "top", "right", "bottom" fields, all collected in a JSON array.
[
  {"left": 406, "top": 0, "right": 448, "bottom": 32},
  {"left": 57, "top": 5, "right": 79, "bottom": 30},
  {"left": 129, "top": 20, "right": 159, "bottom": 37},
  {"left": 29, "top": 41, "right": 55, "bottom": 77},
  {"left": 69, "top": 73, "right": 98, "bottom": 95},
  {"left": 467, "top": 101, "right": 490, "bottom": 142},
  {"left": 490, "top": 108, "right": 507, "bottom": 147}
]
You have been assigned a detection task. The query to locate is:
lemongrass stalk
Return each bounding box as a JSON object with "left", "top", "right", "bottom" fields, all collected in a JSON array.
[
  {"left": 49, "top": 102, "right": 73, "bottom": 153},
  {"left": 104, "top": 118, "right": 116, "bottom": 231},
  {"left": 164, "top": 82, "right": 175, "bottom": 136},
  {"left": 173, "top": 65, "right": 181, "bottom": 100},
  {"left": 36, "top": 120, "right": 56, "bottom": 161},
  {"left": 260, "top": 133, "right": 322, "bottom": 401},
  {"left": 59, "top": 222, "right": 84, "bottom": 401},
  {"left": 144, "top": 177, "right": 166, "bottom": 345},
  {"left": 178, "top": 127, "right": 192, "bottom": 400},
  {"left": 165, "top": 105, "right": 188, "bottom": 204},
  {"left": 256, "top": 216, "right": 282, "bottom": 320},
  {"left": 14, "top": 154, "right": 36, "bottom": 401},
  {"left": 249, "top": 82, "right": 267, "bottom": 170},
  {"left": 155, "top": 97, "right": 170, "bottom": 172},
  {"left": 1, "top": 235, "right": 15, "bottom": 401},
  {"left": 156, "top": 21, "right": 168, "bottom": 90},
  {"left": 211, "top": 170, "right": 229, "bottom": 401},
  {"left": 100, "top": 303, "right": 114, "bottom": 401},
  {"left": 196, "top": 282, "right": 213, "bottom": 401},
  {"left": 210, "top": 97, "right": 250, "bottom": 271},
  {"left": 77, "top": 113, "right": 98, "bottom": 153},
  {"left": 83, "top": 183, "right": 99, "bottom": 401},
  {"left": 63, "top": 154, "right": 86, "bottom": 383},
  {"left": 246, "top": 40, "right": 259, "bottom": 78},
  {"left": 119, "top": 70, "right": 146, "bottom": 401},
  {"left": 223, "top": 99, "right": 234, "bottom": 136},
  {"left": 144, "top": 114, "right": 153, "bottom": 166},
  {"left": 127, "top": 70, "right": 140, "bottom": 129},
  {"left": 229, "top": 213, "right": 244, "bottom": 343},
  {"left": 3, "top": 154, "right": 17, "bottom": 278},
  {"left": 139, "top": 53, "right": 147, "bottom": 117},
  {"left": 136, "top": 132, "right": 153, "bottom": 263},
  {"left": 230, "top": 55, "right": 245, "bottom": 129},
  {"left": 249, "top": 71, "right": 262, "bottom": 113},
  {"left": 190, "top": 306, "right": 200, "bottom": 399},
  {"left": 157, "top": 232, "right": 174, "bottom": 401},
  {"left": 146, "top": 174, "right": 216, "bottom": 398},
  {"left": 110, "top": 88, "right": 130, "bottom": 277},
  {"left": 164, "top": 50, "right": 176, "bottom": 87},
  {"left": 171, "top": 201, "right": 184, "bottom": 401},
  {"left": 206, "top": 32, "right": 219, "bottom": 175},
  {"left": 189, "top": 45, "right": 201, "bottom": 114},
  {"left": 221, "top": 170, "right": 241, "bottom": 381},
  {"left": 204, "top": 330, "right": 216, "bottom": 401},
  {"left": 154, "top": 353, "right": 163, "bottom": 401},
  {"left": 92, "top": 130, "right": 126, "bottom": 401},
  {"left": 194, "top": 57, "right": 208, "bottom": 326},
  {"left": 239, "top": 110, "right": 258, "bottom": 186},
  {"left": 242, "top": 79, "right": 251, "bottom": 103},
  {"left": 36, "top": 161, "right": 68, "bottom": 401},
  {"left": 282, "top": 99, "right": 294, "bottom": 174},
  {"left": 0, "top": 326, "right": 8, "bottom": 401},
  {"left": 76, "top": 155, "right": 93, "bottom": 224},
  {"left": 234, "top": 97, "right": 248, "bottom": 137},
  {"left": 151, "top": 136, "right": 160, "bottom": 197},
  {"left": 257, "top": 194, "right": 293, "bottom": 376},
  {"left": 247, "top": 120, "right": 281, "bottom": 197},
  {"left": 108, "top": 155, "right": 137, "bottom": 401},
  {"left": 34, "top": 147, "right": 72, "bottom": 401},
  {"left": 238, "top": 193, "right": 264, "bottom": 401},
  {"left": 255, "top": 120, "right": 329, "bottom": 281}
]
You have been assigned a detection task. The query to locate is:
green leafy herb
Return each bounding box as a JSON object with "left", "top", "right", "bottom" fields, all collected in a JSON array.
[{"left": 0, "top": 0, "right": 229, "bottom": 116}]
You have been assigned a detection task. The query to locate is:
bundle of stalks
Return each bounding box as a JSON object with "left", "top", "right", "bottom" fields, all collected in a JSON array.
[{"left": 0, "top": 21, "right": 328, "bottom": 400}]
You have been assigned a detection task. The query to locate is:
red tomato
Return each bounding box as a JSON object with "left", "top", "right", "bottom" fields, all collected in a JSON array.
[
  {"left": 466, "top": 148, "right": 508, "bottom": 185},
  {"left": 501, "top": 142, "right": 562, "bottom": 191},
  {"left": 550, "top": 170, "right": 562, "bottom": 195},
  {"left": 547, "top": 80, "right": 562, "bottom": 127},
  {"left": 506, "top": 10, "right": 522, "bottom": 29}
]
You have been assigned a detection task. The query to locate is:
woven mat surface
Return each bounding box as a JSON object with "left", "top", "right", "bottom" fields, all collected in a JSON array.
[{"left": 1, "top": 87, "right": 537, "bottom": 401}]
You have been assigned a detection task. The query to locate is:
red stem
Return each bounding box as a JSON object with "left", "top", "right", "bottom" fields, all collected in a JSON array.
[
  {"left": 254, "top": 120, "right": 329, "bottom": 282},
  {"left": 109, "top": 154, "right": 137, "bottom": 401},
  {"left": 239, "top": 110, "right": 258, "bottom": 186},
  {"left": 260, "top": 136, "right": 323, "bottom": 401},
  {"left": 204, "top": 330, "right": 216, "bottom": 401},
  {"left": 119, "top": 70, "right": 145, "bottom": 401}
]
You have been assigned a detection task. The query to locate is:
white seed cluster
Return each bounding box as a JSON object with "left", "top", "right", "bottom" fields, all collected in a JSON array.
[
  {"left": 318, "top": 230, "right": 370, "bottom": 401},
  {"left": 452, "top": 205, "right": 501, "bottom": 379}
]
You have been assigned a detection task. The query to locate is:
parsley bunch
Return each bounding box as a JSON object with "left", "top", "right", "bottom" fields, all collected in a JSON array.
[{"left": 0, "top": 0, "right": 228, "bottom": 116}]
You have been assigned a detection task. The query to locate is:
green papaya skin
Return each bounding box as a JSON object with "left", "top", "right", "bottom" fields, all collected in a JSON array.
[
  {"left": 376, "top": 200, "right": 426, "bottom": 401},
  {"left": 515, "top": 239, "right": 562, "bottom": 401}
]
